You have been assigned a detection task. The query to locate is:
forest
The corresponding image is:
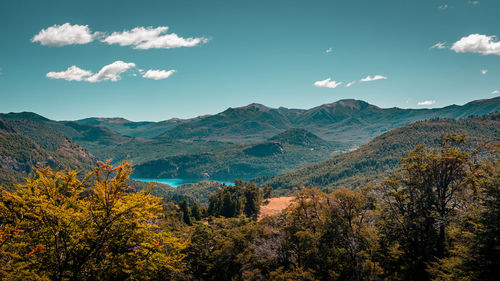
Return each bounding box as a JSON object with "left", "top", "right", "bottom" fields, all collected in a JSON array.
[{"left": 1, "top": 134, "right": 498, "bottom": 281}]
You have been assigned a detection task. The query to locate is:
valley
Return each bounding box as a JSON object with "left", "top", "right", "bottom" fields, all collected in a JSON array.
[{"left": 1, "top": 97, "right": 498, "bottom": 187}]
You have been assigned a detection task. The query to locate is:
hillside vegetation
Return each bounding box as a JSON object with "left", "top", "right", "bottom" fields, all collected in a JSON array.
[
  {"left": 264, "top": 113, "right": 500, "bottom": 194},
  {"left": 132, "top": 128, "right": 342, "bottom": 181},
  {"left": 0, "top": 118, "right": 98, "bottom": 189}
]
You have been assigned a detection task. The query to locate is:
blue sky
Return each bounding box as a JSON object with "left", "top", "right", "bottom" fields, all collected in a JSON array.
[{"left": 0, "top": 0, "right": 499, "bottom": 121}]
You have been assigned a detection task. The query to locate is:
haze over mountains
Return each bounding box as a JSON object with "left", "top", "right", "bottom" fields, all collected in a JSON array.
[{"left": 1, "top": 96, "right": 499, "bottom": 185}]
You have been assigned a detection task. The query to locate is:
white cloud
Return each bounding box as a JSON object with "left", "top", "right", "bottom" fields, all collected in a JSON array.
[
  {"left": 102, "top": 26, "right": 207, "bottom": 49},
  {"left": 142, "top": 69, "right": 176, "bottom": 80},
  {"left": 325, "top": 47, "right": 333, "bottom": 53},
  {"left": 431, "top": 42, "right": 447, "bottom": 49},
  {"left": 469, "top": 1, "right": 480, "bottom": 5},
  {"left": 438, "top": 4, "right": 448, "bottom": 10},
  {"left": 102, "top": 26, "right": 168, "bottom": 46},
  {"left": 87, "top": 61, "right": 136, "bottom": 82},
  {"left": 32, "top": 23, "right": 97, "bottom": 46},
  {"left": 451, "top": 34, "right": 500, "bottom": 55},
  {"left": 314, "top": 78, "right": 342, "bottom": 89},
  {"left": 46, "top": 65, "right": 93, "bottom": 81},
  {"left": 360, "top": 75, "right": 387, "bottom": 82},
  {"left": 492, "top": 90, "right": 499, "bottom": 95},
  {"left": 481, "top": 69, "right": 488, "bottom": 74},
  {"left": 418, "top": 100, "right": 436, "bottom": 106},
  {"left": 345, "top": 81, "right": 355, "bottom": 87}
]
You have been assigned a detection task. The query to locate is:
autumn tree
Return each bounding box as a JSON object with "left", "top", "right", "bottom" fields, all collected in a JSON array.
[{"left": 0, "top": 161, "right": 187, "bottom": 280}]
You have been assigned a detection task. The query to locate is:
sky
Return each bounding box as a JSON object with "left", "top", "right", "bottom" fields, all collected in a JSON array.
[{"left": 0, "top": 0, "right": 499, "bottom": 121}]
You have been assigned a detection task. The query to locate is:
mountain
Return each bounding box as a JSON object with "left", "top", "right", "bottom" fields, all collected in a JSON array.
[
  {"left": 0, "top": 118, "right": 98, "bottom": 189},
  {"left": 156, "top": 97, "right": 500, "bottom": 145},
  {"left": 0, "top": 112, "right": 131, "bottom": 145},
  {"left": 132, "top": 128, "right": 340, "bottom": 181},
  {"left": 156, "top": 103, "right": 293, "bottom": 143},
  {"left": 77, "top": 117, "right": 193, "bottom": 138},
  {"left": 261, "top": 113, "right": 500, "bottom": 195}
]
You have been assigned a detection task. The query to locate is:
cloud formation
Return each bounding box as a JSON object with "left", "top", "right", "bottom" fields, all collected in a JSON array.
[
  {"left": 492, "top": 90, "right": 499, "bottom": 95},
  {"left": 345, "top": 81, "right": 355, "bottom": 87},
  {"left": 360, "top": 75, "right": 387, "bottom": 82},
  {"left": 418, "top": 100, "right": 436, "bottom": 106},
  {"left": 438, "top": 4, "right": 448, "bottom": 10},
  {"left": 325, "top": 47, "right": 333, "bottom": 53},
  {"left": 87, "top": 61, "right": 136, "bottom": 82},
  {"left": 142, "top": 69, "right": 176, "bottom": 80},
  {"left": 431, "top": 42, "right": 447, "bottom": 49},
  {"left": 314, "top": 78, "right": 342, "bottom": 88},
  {"left": 481, "top": 69, "right": 488, "bottom": 74},
  {"left": 47, "top": 61, "right": 136, "bottom": 82},
  {"left": 32, "top": 23, "right": 97, "bottom": 46},
  {"left": 46, "top": 65, "right": 93, "bottom": 81},
  {"left": 451, "top": 34, "right": 500, "bottom": 55},
  {"left": 102, "top": 26, "right": 207, "bottom": 49}
]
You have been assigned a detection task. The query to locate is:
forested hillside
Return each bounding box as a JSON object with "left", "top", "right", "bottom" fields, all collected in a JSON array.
[
  {"left": 264, "top": 113, "right": 500, "bottom": 194},
  {"left": 1, "top": 96, "right": 498, "bottom": 179},
  {"left": 132, "top": 128, "right": 341, "bottom": 181},
  {"left": 0, "top": 118, "right": 98, "bottom": 189}
]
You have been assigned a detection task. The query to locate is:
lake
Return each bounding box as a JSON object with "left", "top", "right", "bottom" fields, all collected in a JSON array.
[{"left": 132, "top": 178, "right": 235, "bottom": 188}]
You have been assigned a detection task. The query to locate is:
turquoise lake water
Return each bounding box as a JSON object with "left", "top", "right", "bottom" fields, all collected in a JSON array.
[{"left": 132, "top": 178, "right": 235, "bottom": 188}]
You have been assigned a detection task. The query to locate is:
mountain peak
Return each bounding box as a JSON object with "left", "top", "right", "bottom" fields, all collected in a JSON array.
[
  {"left": 79, "top": 117, "right": 131, "bottom": 125},
  {"left": 235, "top": 103, "right": 271, "bottom": 112},
  {"left": 321, "top": 99, "right": 375, "bottom": 110},
  {"left": 0, "top": 112, "right": 50, "bottom": 122}
]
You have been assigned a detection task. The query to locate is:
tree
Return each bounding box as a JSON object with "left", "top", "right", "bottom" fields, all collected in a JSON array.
[
  {"left": 0, "top": 161, "right": 187, "bottom": 280},
  {"left": 264, "top": 186, "right": 273, "bottom": 199},
  {"left": 243, "top": 183, "right": 262, "bottom": 220},
  {"left": 428, "top": 142, "right": 500, "bottom": 281},
  {"left": 378, "top": 134, "right": 473, "bottom": 280},
  {"left": 191, "top": 201, "right": 202, "bottom": 221},
  {"left": 179, "top": 199, "right": 192, "bottom": 225}
]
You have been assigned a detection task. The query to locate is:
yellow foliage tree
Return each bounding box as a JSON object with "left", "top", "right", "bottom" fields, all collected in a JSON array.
[{"left": 0, "top": 161, "right": 187, "bottom": 281}]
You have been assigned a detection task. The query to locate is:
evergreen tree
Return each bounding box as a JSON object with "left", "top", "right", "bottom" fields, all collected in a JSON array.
[
  {"left": 191, "top": 201, "right": 202, "bottom": 221},
  {"left": 243, "top": 183, "right": 261, "bottom": 219},
  {"left": 179, "top": 199, "right": 192, "bottom": 225}
]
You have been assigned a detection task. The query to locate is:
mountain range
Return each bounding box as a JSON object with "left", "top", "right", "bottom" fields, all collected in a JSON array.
[
  {"left": 1, "top": 96, "right": 499, "bottom": 186},
  {"left": 82, "top": 97, "right": 499, "bottom": 145}
]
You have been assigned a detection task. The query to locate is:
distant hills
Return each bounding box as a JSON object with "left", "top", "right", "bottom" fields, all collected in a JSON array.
[
  {"left": 49, "top": 97, "right": 500, "bottom": 147},
  {"left": 156, "top": 97, "right": 500, "bottom": 144},
  {"left": 132, "top": 128, "right": 340, "bottom": 181},
  {"left": 77, "top": 117, "right": 193, "bottom": 138},
  {"left": 262, "top": 113, "right": 500, "bottom": 194}
]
